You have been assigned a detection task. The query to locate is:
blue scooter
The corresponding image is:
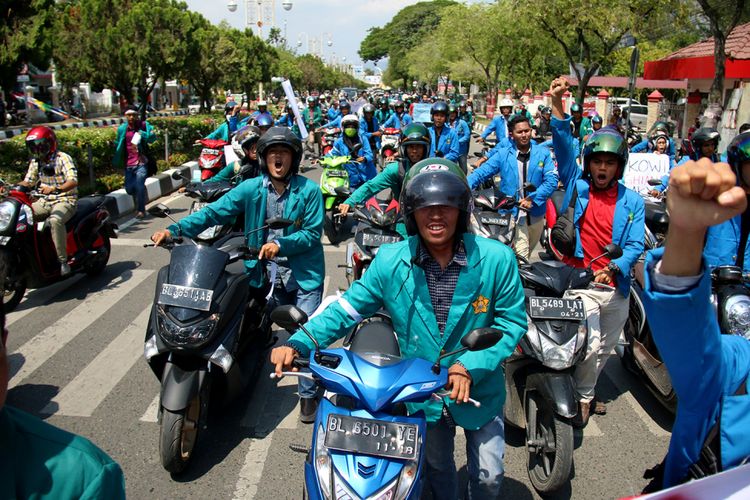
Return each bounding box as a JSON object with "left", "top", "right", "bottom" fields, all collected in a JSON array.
[{"left": 270, "top": 305, "right": 502, "bottom": 499}]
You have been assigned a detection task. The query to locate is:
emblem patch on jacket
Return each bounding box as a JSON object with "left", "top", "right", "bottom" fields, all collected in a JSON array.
[
  {"left": 294, "top": 217, "right": 303, "bottom": 229},
  {"left": 471, "top": 295, "right": 489, "bottom": 314}
]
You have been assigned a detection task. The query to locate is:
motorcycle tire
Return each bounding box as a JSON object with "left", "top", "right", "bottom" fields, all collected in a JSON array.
[
  {"left": 159, "top": 396, "right": 202, "bottom": 474},
  {"left": 526, "top": 391, "right": 573, "bottom": 494},
  {"left": 0, "top": 249, "right": 27, "bottom": 313},
  {"left": 85, "top": 233, "right": 111, "bottom": 276},
  {"left": 324, "top": 209, "right": 344, "bottom": 245}
]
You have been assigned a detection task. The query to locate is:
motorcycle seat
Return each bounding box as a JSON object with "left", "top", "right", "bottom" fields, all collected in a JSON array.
[{"left": 65, "top": 195, "right": 106, "bottom": 231}]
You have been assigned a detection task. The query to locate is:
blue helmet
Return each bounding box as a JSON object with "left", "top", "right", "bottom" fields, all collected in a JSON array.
[{"left": 256, "top": 113, "right": 273, "bottom": 129}]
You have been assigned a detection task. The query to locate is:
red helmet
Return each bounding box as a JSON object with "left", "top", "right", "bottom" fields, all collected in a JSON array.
[{"left": 26, "top": 126, "right": 58, "bottom": 161}]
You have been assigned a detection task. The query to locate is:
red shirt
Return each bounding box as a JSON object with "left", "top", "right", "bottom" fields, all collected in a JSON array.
[
  {"left": 562, "top": 185, "right": 618, "bottom": 280},
  {"left": 125, "top": 127, "right": 142, "bottom": 167}
]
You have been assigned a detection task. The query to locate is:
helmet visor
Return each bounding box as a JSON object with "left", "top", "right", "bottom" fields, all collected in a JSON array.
[
  {"left": 729, "top": 133, "right": 750, "bottom": 168},
  {"left": 27, "top": 138, "right": 51, "bottom": 158}
]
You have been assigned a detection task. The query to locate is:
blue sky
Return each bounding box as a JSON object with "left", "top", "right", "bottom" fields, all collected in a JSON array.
[{"left": 184, "top": 0, "right": 423, "bottom": 68}]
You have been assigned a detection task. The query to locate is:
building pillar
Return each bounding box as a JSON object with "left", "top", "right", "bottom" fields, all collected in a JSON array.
[
  {"left": 684, "top": 90, "right": 702, "bottom": 137},
  {"left": 596, "top": 89, "right": 610, "bottom": 118},
  {"left": 647, "top": 90, "right": 664, "bottom": 132}
]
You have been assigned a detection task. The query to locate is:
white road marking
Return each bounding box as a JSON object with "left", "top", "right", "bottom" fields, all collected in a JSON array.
[
  {"left": 110, "top": 238, "right": 155, "bottom": 247},
  {"left": 603, "top": 356, "right": 671, "bottom": 437},
  {"left": 141, "top": 394, "right": 160, "bottom": 423},
  {"left": 322, "top": 244, "right": 348, "bottom": 253},
  {"left": 41, "top": 308, "right": 151, "bottom": 417},
  {"left": 8, "top": 269, "right": 153, "bottom": 388},
  {"left": 6, "top": 275, "right": 84, "bottom": 328},
  {"left": 232, "top": 436, "right": 275, "bottom": 500}
]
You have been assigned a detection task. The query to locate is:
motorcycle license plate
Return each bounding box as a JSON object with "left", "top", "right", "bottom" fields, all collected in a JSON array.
[
  {"left": 326, "top": 169, "right": 348, "bottom": 178},
  {"left": 324, "top": 414, "right": 418, "bottom": 460},
  {"left": 201, "top": 148, "right": 220, "bottom": 155},
  {"left": 528, "top": 297, "right": 585, "bottom": 321},
  {"left": 480, "top": 214, "right": 510, "bottom": 226},
  {"left": 158, "top": 284, "right": 213, "bottom": 311},
  {"left": 361, "top": 232, "right": 401, "bottom": 247}
]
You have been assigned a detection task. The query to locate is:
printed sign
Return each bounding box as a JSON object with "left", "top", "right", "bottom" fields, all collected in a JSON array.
[
  {"left": 622, "top": 153, "right": 671, "bottom": 194},
  {"left": 411, "top": 103, "right": 432, "bottom": 124}
]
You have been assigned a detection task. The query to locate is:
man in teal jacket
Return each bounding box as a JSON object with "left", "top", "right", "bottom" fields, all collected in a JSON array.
[
  {"left": 639, "top": 159, "right": 750, "bottom": 490},
  {"left": 550, "top": 77, "right": 645, "bottom": 425},
  {"left": 0, "top": 302, "right": 126, "bottom": 499},
  {"left": 152, "top": 127, "right": 325, "bottom": 422},
  {"left": 271, "top": 159, "right": 527, "bottom": 499},
  {"left": 113, "top": 105, "right": 157, "bottom": 217}
]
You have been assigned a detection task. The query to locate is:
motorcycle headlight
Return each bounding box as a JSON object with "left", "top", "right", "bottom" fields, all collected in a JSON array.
[
  {"left": 723, "top": 295, "right": 750, "bottom": 339},
  {"left": 525, "top": 318, "right": 585, "bottom": 370},
  {"left": 0, "top": 201, "right": 17, "bottom": 233},
  {"left": 156, "top": 306, "right": 220, "bottom": 347},
  {"left": 201, "top": 157, "right": 217, "bottom": 169},
  {"left": 315, "top": 423, "right": 333, "bottom": 499},
  {"left": 374, "top": 209, "right": 397, "bottom": 227}
]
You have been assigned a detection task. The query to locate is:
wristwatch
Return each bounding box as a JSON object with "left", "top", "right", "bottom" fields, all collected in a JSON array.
[{"left": 607, "top": 262, "right": 620, "bottom": 274}]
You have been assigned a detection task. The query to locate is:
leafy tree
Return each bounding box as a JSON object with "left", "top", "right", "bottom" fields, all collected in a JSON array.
[
  {"left": 267, "top": 26, "right": 286, "bottom": 48},
  {"left": 404, "top": 34, "right": 448, "bottom": 90},
  {"left": 359, "top": 0, "right": 456, "bottom": 85},
  {"left": 693, "top": 0, "right": 750, "bottom": 103},
  {"left": 181, "top": 18, "right": 236, "bottom": 111},
  {"left": 0, "top": 0, "right": 56, "bottom": 96},
  {"left": 221, "top": 28, "right": 275, "bottom": 101}
]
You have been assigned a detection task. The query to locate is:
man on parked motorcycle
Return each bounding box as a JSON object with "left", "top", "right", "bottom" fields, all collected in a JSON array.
[
  {"left": 338, "top": 123, "right": 432, "bottom": 236},
  {"left": 381, "top": 100, "right": 413, "bottom": 131},
  {"left": 448, "top": 105, "right": 471, "bottom": 174},
  {"left": 468, "top": 114, "right": 558, "bottom": 260},
  {"left": 638, "top": 152, "right": 750, "bottom": 491},
  {"left": 478, "top": 98, "right": 514, "bottom": 144},
  {"left": 18, "top": 127, "right": 78, "bottom": 276},
  {"left": 429, "top": 101, "right": 460, "bottom": 163},
  {"left": 151, "top": 127, "right": 326, "bottom": 423},
  {"left": 271, "top": 159, "right": 527, "bottom": 499},
  {"left": 359, "top": 103, "right": 382, "bottom": 153},
  {"left": 549, "top": 76, "right": 645, "bottom": 426},
  {"left": 324, "top": 114, "right": 376, "bottom": 188}
]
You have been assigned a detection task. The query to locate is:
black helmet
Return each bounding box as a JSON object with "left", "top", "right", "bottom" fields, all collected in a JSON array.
[
  {"left": 231, "top": 125, "right": 261, "bottom": 159},
  {"left": 339, "top": 100, "right": 351, "bottom": 113},
  {"left": 570, "top": 103, "right": 582, "bottom": 114},
  {"left": 400, "top": 158, "right": 471, "bottom": 236},
  {"left": 727, "top": 132, "right": 750, "bottom": 185},
  {"left": 691, "top": 127, "right": 720, "bottom": 156},
  {"left": 591, "top": 114, "right": 603, "bottom": 124},
  {"left": 581, "top": 129, "right": 629, "bottom": 182},
  {"left": 378, "top": 97, "right": 388, "bottom": 106},
  {"left": 430, "top": 101, "right": 449, "bottom": 116},
  {"left": 256, "top": 127, "right": 303, "bottom": 180},
  {"left": 363, "top": 103, "right": 376, "bottom": 114}
]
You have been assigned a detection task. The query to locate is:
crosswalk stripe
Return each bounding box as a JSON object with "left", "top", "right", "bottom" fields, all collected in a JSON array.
[
  {"left": 6, "top": 275, "right": 84, "bottom": 328},
  {"left": 8, "top": 269, "right": 153, "bottom": 388},
  {"left": 233, "top": 435, "right": 275, "bottom": 500},
  {"left": 41, "top": 308, "right": 151, "bottom": 417},
  {"left": 141, "top": 394, "right": 160, "bottom": 423}
]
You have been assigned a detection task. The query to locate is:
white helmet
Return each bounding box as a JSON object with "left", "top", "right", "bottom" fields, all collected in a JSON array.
[
  {"left": 499, "top": 98, "right": 514, "bottom": 109},
  {"left": 258, "top": 100, "right": 267, "bottom": 107},
  {"left": 341, "top": 114, "right": 360, "bottom": 128}
]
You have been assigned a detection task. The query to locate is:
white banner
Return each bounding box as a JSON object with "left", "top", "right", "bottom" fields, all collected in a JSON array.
[
  {"left": 281, "top": 79, "right": 308, "bottom": 140},
  {"left": 622, "top": 153, "right": 671, "bottom": 194}
]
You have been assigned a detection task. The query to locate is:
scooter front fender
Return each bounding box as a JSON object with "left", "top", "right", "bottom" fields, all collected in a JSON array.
[
  {"left": 525, "top": 372, "right": 577, "bottom": 418},
  {"left": 160, "top": 362, "right": 207, "bottom": 412}
]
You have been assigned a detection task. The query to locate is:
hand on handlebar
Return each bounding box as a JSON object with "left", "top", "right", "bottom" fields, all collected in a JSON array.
[
  {"left": 446, "top": 363, "right": 473, "bottom": 404},
  {"left": 270, "top": 346, "right": 299, "bottom": 377},
  {"left": 593, "top": 268, "right": 615, "bottom": 285},
  {"left": 258, "top": 242, "right": 280, "bottom": 260},
  {"left": 518, "top": 198, "right": 533, "bottom": 210},
  {"left": 338, "top": 203, "right": 351, "bottom": 216},
  {"left": 39, "top": 185, "right": 56, "bottom": 195},
  {"left": 150, "top": 229, "right": 172, "bottom": 247}
]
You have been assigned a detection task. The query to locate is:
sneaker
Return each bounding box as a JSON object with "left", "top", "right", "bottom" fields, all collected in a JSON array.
[
  {"left": 60, "top": 261, "right": 71, "bottom": 276},
  {"left": 299, "top": 397, "right": 318, "bottom": 424}
]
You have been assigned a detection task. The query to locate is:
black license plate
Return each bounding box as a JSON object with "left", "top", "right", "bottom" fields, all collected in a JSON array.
[
  {"left": 158, "top": 284, "right": 213, "bottom": 311},
  {"left": 326, "top": 169, "right": 348, "bottom": 178},
  {"left": 324, "top": 414, "right": 418, "bottom": 460},
  {"left": 361, "top": 232, "right": 401, "bottom": 247},
  {"left": 528, "top": 297, "right": 585, "bottom": 320},
  {"left": 480, "top": 214, "right": 510, "bottom": 226}
]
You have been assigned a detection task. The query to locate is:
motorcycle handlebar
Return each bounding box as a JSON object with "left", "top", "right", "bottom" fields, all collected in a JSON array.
[{"left": 433, "top": 390, "right": 481, "bottom": 408}]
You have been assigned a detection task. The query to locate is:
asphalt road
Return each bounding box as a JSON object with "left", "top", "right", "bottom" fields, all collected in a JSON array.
[{"left": 5, "top": 144, "right": 674, "bottom": 499}]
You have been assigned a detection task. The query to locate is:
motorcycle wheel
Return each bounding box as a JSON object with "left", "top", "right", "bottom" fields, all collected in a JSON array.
[
  {"left": 85, "top": 233, "right": 111, "bottom": 276},
  {"left": 0, "top": 249, "right": 27, "bottom": 313},
  {"left": 526, "top": 391, "right": 573, "bottom": 494},
  {"left": 159, "top": 395, "right": 202, "bottom": 474},
  {"left": 324, "top": 208, "right": 344, "bottom": 245}
]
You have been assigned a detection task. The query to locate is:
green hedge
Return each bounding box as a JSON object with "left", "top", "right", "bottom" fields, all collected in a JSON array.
[{"left": 0, "top": 114, "right": 222, "bottom": 196}]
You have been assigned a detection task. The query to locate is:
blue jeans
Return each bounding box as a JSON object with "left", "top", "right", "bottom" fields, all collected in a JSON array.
[
  {"left": 267, "top": 282, "right": 323, "bottom": 399},
  {"left": 124, "top": 164, "right": 147, "bottom": 213},
  {"left": 424, "top": 410, "right": 505, "bottom": 500}
]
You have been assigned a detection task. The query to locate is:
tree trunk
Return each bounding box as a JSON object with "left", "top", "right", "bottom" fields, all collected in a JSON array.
[{"left": 709, "top": 31, "right": 726, "bottom": 105}]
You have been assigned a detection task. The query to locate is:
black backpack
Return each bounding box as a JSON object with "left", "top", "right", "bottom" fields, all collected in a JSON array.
[{"left": 550, "top": 186, "right": 578, "bottom": 257}]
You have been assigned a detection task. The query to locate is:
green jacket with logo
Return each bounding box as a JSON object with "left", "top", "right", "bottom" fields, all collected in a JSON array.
[{"left": 288, "top": 233, "right": 527, "bottom": 429}]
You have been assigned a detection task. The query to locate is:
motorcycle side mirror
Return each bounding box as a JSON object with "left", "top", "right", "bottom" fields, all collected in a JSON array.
[
  {"left": 461, "top": 327, "right": 503, "bottom": 351},
  {"left": 603, "top": 243, "right": 623, "bottom": 259},
  {"left": 524, "top": 183, "right": 537, "bottom": 193},
  {"left": 147, "top": 204, "right": 171, "bottom": 218},
  {"left": 266, "top": 217, "right": 294, "bottom": 230},
  {"left": 171, "top": 171, "right": 184, "bottom": 181},
  {"left": 647, "top": 178, "right": 663, "bottom": 186},
  {"left": 433, "top": 327, "right": 503, "bottom": 374},
  {"left": 497, "top": 196, "right": 516, "bottom": 209}
]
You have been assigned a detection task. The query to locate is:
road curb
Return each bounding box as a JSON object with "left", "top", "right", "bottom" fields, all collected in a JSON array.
[
  {"left": 0, "top": 110, "right": 189, "bottom": 140},
  {"left": 103, "top": 160, "right": 198, "bottom": 219}
]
